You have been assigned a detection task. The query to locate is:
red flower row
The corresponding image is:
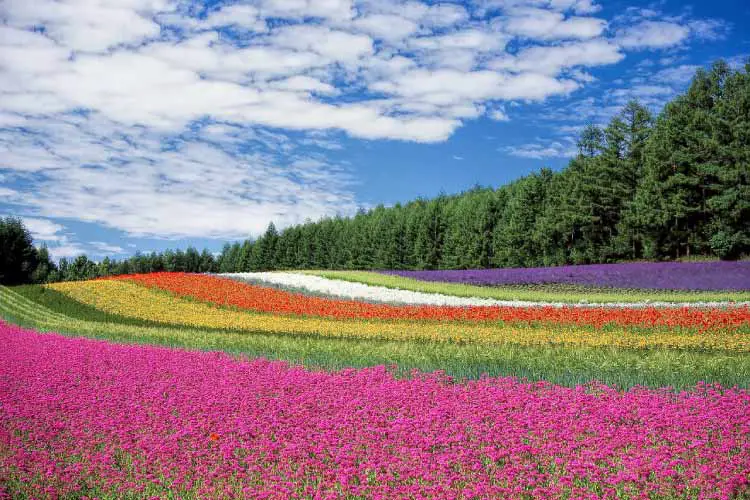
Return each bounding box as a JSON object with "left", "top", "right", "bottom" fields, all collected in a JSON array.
[{"left": 115, "top": 272, "right": 750, "bottom": 331}]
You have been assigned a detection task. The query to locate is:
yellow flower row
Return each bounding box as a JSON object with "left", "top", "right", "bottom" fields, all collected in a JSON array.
[{"left": 48, "top": 280, "right": 750, "bottom": 351}]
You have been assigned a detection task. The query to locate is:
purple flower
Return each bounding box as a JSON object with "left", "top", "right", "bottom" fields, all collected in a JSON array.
[{"left": 382, "top": 261, "right": 750, "bottom": 290}]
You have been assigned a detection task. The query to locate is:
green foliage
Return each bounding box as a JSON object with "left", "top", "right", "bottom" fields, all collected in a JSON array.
[{"left": 0, "top": 217, "right": 40, "bottom": 285}]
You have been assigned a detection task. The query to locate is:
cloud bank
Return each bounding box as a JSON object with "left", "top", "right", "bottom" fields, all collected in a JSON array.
[{"left": 0, "top": 0, "right": 726, "bottom": 240}]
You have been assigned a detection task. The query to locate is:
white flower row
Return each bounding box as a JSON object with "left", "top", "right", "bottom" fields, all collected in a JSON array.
[{"left": 220, "top": 272, "right": 747, "bottom": 309}]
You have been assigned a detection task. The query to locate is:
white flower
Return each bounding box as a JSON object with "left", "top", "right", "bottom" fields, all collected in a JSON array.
[{"left": 219, "top": 273, "right": 745, "bottom": 309}]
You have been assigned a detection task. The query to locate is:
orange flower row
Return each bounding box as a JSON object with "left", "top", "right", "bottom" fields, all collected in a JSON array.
[{"left": 117, "top": 272, "right": 750, "bottom": 332}]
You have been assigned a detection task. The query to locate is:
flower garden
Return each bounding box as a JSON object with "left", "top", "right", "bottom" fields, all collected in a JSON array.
[{"left": 1, "top": 262, "right": 749, "bottom": 498}]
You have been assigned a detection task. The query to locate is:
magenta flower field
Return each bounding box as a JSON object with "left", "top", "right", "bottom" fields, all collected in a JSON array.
[{"left": 1, "top": 322, "right": 748, "bottom": 499}]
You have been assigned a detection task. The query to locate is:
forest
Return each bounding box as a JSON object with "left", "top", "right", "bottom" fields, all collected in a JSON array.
[{"left": 2, "top": 60, "right": 748, "bottom": 284}]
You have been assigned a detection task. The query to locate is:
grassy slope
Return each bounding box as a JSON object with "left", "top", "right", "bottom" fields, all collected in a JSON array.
[
  {"left": 11, "top": 285, "right": 171, "bottom": 328},
  {"left": 303, "top": 270, "right": 750, "bottom": 303},
  {"left": 2, "top": 285, "right": 749, "bottom": 390}
]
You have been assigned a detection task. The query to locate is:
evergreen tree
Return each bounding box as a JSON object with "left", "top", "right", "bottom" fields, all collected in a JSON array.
[
  {"left": 0, "top": 217, "right": 39, "bottom": 285},
  {"left": 31, "top": 245, "right": 56, "bottom": 283}
]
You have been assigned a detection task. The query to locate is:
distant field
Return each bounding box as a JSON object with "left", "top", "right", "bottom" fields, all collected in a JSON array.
[
  {"left": 379, "top": 261, "right": 750, "bottom": 290},
  {"left": 1, "top": 268, "right": 748, "bottom": 388},
  {"left": 303, "top": 269, "right": 750, "bottom": 304}
]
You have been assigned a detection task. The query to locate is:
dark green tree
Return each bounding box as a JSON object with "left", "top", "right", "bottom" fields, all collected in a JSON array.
[
  {"left": 31, "top": 244, "right": 57, "bottom": 283},
  {"left": 0, "top": 217, "right": 39, "bottom": 285}
]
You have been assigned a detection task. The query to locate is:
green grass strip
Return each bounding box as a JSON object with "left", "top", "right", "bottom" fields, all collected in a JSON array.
[
  {"left": 302, "top": 270, "right": 750, "bottom": 304},
  {"left": 2, "top": 285, "right": 748, "bottom": 390},
  {"left": 11, "top": 285, "right": 183, "bottom": 329}
]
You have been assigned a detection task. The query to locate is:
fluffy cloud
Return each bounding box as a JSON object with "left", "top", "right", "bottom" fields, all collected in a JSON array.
[
  {"left": 353, "top": 14, "right": 419, "bottom": 41},
  {"left": 0, "top": 114, "right": 360, "bottom": 239},
  {"left": 1, "top": 0, "right": 166, "bottom": 52},
  {"left": 501, "top": 7, "right": 606, "bottom": 40},
  {"left": 0, "top": 0, "right": 716, "bottom": 239},
  {"left": 491, "top": 39, "right": 624, "bottom": 76},
  {"left": 17, "top": 217, "right": 66, "bottom": 242},
  {"left": 617, "top": 21, "right": 690, "bottom": 49}
]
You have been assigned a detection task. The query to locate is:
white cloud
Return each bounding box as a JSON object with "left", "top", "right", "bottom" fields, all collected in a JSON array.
[
  {"left": 258, "top": 0, "right": 355, "bottom": 21},
  {"left": 422, "top": 3, "right": 470, "bottom": 26},
  {"left": 488, "top": 105, "right": 510, "bottom": 121},
  {"left": 15, "top": 217, "right": 66, "bottom": 242},
  {"left": 503, "top": 140, "right": 577, "bottom": 159},
  {"left": 269, "top": 76, "right": 339, "bottom": 95},
  {"left": 372, "top": 69, "right": 578, "bottom": 105},
  {"left": 491, "top": 39, "right": 624, "bottom": 76},
  {"left": 687, "top": 19, "right": 730, "bottom": 42},
  {"left": 270, "top": 25, "right": 374, "bottom": 63},
  {"left": 47, "top": 243, "right": 87, "bottom": 260},
  {"left": 0, "top": 186, "right": 18, "bottom": 199},
  {"left": 90, "top": 241, "right": 125, "bottom": 255},
  {"left": 501, "top": 7, "right": 606, "bottom": 40},
  {"left": 410, "top": 29, "right": 509, "bottom": 52},
  {"left": 617, "top": 21, "right": 690, "bottom": 49},
  {"left": 1, "top": 0, "right": 166, "bottom": 52},
  {"left": 0, "top": 0, "right": 628, "bottom": 147},
  {"left": 610, "top": 85, "right": 673, "bottom": 99},
  {"left": 159, "top": 4, "right": 267, "bottom": 32},
  {"left": 0, "top": 114, "right": 360, "bottom": 239},
  {"left": 727, "top": 55, "right": 750, "bottom": 70},
  {"left": 653, "top": 64, "right": 700, "bottom": 85},
  {"left": 0, "top": 0, "right": 705, "bottom": 239},
  {"left": 353, "top": 14, "right": 419, "bottom": 41}
]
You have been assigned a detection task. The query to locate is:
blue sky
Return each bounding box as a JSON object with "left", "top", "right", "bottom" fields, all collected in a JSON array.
[{"left": 1, "top": 0, "right": 748, "bottom": 259}]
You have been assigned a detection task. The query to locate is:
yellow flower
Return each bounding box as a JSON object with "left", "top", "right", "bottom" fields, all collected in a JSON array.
[{"left": 47, "top": 280, "right": 749, "bottom": 352}]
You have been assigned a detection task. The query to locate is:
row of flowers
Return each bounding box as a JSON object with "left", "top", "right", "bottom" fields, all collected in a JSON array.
[
  {"left": 119, "top": 272, "right": 750, "bottom": 331},
  {"left": 224, "top": 271, "right": 748, "bottom": 307},
  {"left": 47, "top": 278, "right": 750, "bottom": 350},
  {"left": 382, "top": 261, "right": 750, "bottom": 291},
  {"left": 2, "top": 323, "right": 748, "bottom": 499}
]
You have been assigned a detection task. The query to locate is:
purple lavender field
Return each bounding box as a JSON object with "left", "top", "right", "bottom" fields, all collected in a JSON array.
[{"left": 382, "top": 261, "right": 750, "bottom": 291}]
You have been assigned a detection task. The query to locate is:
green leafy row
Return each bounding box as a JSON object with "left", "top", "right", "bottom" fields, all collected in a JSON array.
[{"left": 2, "top": 285, "right": 748, "bottom": 390}]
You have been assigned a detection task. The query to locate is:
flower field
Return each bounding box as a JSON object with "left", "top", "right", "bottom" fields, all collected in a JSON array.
[
  {"left": 1, "top": 263, "right": 750, "bottom": 498},
  {"left": 2, "top": 323, "right": 749, "bottom": 499}
]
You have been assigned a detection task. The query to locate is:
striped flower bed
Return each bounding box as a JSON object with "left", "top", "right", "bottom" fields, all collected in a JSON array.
[
  {"left": 43, "top": 278, "right": 750, "bottom": 351},
  {"left": 119, "top": 272, "right": 750, "bottom": 330}
]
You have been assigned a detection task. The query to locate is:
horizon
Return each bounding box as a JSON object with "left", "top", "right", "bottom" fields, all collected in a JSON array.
[{"left": 1, "top": 0, "right": 749, "bottom": 260}]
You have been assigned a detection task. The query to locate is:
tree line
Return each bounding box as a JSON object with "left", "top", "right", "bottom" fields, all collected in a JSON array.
[
  {"left": 217, "top": 60, "right": 749, "bottom": 271},
  {"left": 1, "top": 60, "right": 747, "bottom": 285},
  {"left": 0, "top": 221, "right": 220, "bottom": 285}
]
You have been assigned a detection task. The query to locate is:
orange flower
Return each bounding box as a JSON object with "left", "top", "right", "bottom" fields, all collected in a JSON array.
[
  {"left": 116, "top": 272, "right": 750, "bottom": 332},
  {"left": 209, "top": 432, "right": 219, "bottom": 441}
]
